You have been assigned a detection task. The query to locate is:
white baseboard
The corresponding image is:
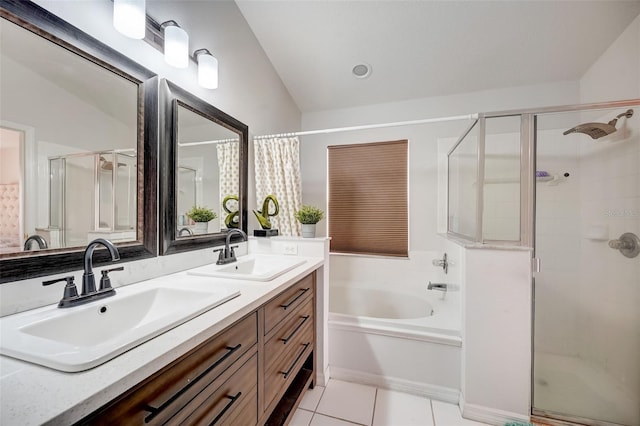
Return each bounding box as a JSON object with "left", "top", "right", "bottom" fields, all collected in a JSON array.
[
  {"left": 317, "top": 365, "right": 330, "bottom": 387},
  {"left": 460, "top": 393, "right": 530, "bottom": 425},
  {"left": 329, "top": 366, "right": 459, "bottom": 404}
]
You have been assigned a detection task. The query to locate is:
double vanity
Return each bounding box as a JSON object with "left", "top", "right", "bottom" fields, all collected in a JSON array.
[
  {"left": 0, "top": 252, "right": 324, "bottom": 425},
  {"left": 0, "top": 2, "right": 326, "bottom": 424}
]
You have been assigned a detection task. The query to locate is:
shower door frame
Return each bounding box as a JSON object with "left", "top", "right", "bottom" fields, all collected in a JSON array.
[{"left": 528, "top": 98, "right": 640, "bottom": 426}]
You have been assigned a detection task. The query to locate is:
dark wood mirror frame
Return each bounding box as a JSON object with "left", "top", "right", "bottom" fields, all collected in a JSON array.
[
  {"left": 159, "top": 80, "right": 248, "bottom": 255},
  {"left": 0, "top": 0, "right": 158, "bottom": 283}
]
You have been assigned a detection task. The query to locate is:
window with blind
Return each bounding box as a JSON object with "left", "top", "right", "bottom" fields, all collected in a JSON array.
[{"left": 328, "top": 140, "right": 408, "bottom": 257}]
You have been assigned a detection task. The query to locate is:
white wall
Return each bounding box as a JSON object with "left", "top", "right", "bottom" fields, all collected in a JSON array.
[{"left": 580, "top": 14, "right": 640, "bottom": 103}]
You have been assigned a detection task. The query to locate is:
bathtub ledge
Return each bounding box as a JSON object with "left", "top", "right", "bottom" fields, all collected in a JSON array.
[{"left": 328, "top": 319, "right": 461, "bottom": 347}]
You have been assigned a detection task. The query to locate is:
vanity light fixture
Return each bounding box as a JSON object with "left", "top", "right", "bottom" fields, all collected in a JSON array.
[
  {"left": 113, "top": 0, "right": 146, "bottom": 39},
  {"left": 162, "top": 21, "right": 189, "bottom": 68},
  {"left": 194, "top": 49, "right": 218, "bottom": 89},
  {"left": 116, "top": 11, "right": 219, "bottom": 87}
]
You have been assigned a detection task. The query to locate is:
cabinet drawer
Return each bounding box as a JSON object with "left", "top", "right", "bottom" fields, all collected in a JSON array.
[
  {"left": 264, "top": 298, "right": 314, "bottom": 374},
  {"left": 169, "top": 351, "right": 258, "bottom": 426},
  {"left": 264, "top": 310, "right": 314, "bottom": 408},
  {"left": 264, "top": 273, "right": 314, "bottom": 336},
  {"left": 84, "top": 313, "right": 257, "bottom": 424}
]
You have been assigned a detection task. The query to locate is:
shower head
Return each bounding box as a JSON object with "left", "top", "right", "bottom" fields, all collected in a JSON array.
[
  {"left": 99, "top": 156, "right": 127, "bottom": 170},
  {"left": 562, "top": 109, "right": 634, "bottom": 140}
]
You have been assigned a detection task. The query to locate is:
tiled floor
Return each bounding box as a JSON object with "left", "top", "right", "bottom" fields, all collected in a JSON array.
[{"left": 290, "top": 379, "right": 491, "bottom": 426}]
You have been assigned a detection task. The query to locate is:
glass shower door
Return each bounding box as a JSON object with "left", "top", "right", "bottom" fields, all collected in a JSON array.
[{"left": 533, "top": 107, "right": 640, "bottom": 425}]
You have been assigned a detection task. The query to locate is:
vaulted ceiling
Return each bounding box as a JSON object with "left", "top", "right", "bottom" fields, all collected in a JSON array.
[{"left": 235, "top": 0, "right": 640, "bottom": 112}]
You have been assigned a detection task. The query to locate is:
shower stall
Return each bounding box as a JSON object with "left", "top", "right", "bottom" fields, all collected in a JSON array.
[
  {"left": 447, "top": 100, "right": 639, "bottom": 426},
  {"left": 49, "top": 150, "right": 136, "bottom": 248}
]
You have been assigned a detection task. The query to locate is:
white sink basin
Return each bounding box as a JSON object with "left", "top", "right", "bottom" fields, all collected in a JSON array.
[
  {"left": 0, "top": 282, "right": 240, "bottom": 372},
  {"left": 187, "top": 254, "right": 305, "bottom": 282}
]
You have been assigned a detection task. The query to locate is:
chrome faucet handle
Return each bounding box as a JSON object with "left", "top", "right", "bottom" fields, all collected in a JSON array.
[
  {"left": 432, "top": 253, "right": 449, "bottom": 274},
  {"left": 82, "top": 238, "right": 120, "bottom": 296},
  {"left": 43, "top": 276, "right": 79, "bottom": 307},
  {"left": 229, "top": 245, "right": 239, "bottom": 260},
  {"left": 99, "top": 266, "right": 124, "bottom": 291}
]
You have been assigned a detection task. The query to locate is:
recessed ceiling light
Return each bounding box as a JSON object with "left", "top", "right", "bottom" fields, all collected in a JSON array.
[{"left": 352, "top": 63, "right": 371, "bottom": 79}]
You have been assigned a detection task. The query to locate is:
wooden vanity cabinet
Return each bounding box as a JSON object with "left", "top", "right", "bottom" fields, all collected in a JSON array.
[
  {"left": 78, "top": 312, "right": 258, "bottom": 425},
  {"left": 79, "top": 271, "right": 317, "bottom": 426},
  {"left": 260, "top": 273, "right": 316, "bottom": 424}
]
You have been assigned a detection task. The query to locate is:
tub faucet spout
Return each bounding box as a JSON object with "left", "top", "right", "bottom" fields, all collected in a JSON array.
[
  {"left": 427, "top": 281, "right": 448, "bottom": 300},
  {"left": 427, "top": 281, "right": 447, "bottom": 291}
]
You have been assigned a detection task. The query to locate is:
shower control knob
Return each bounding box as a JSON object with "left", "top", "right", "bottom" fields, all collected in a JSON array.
[
  {"left": 608, "top": 232, "right": 640, "bottom": 258},
  {"left": 432, "top": 253, "right": 449, "bottom": 274}
]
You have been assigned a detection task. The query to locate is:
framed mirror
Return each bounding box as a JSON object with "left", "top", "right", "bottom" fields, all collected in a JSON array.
[
  {"left": 159, "top": 80, "right": 248, "bottom": 255},
  {"left": 0, "top": 1, "right": 158, "bottom": 283}
]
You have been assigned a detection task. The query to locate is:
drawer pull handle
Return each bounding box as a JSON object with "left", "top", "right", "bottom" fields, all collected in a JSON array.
[
  {"left": 281, "top": 315, "right": 310, "bottom": 344},
  {"left": 143, "top": 344, "right": 242, "bottom": 423},
  {"left": 210, "top": 392, "right": 243, "bottom": 425},
  {"left": 280, "top": 287, "right": 310, "bottom": 310},
  {"left": 280, "top": 342, "right": 310, "bottom": 379}
]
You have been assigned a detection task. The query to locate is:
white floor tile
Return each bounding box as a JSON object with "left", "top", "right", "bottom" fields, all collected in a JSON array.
[
  {"left": 372, "top": 389, "right": 434, "bottom": 426},
  {"left": 431, "top": 400, "right": 489, "bottom": 426},
  {"left": 290, "top": 408, "right": 314, "bottom": 426},
  {"left": 310, "top": 413, "right": 364, "bottom": 426},
  {"left": 300, "top": 385, "right": 326, "bottom": 411},
  {"left": 316, "top": 379, "right": 377, "bottom": 426}
]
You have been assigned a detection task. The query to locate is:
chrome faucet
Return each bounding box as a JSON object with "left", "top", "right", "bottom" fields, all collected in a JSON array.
[
  {"left": 215, "top": 229, "right": 247, "bottom": 265},
  {"left": 427, "top": 282, "right": 447, "bottom": 291},
  {"left": 42, "top": 238, "right": 122, "bottom": 308},
  {"left": 23, "top": 234, "right": 48, "bottom": 251},
  {"left": 178, "top": 227, "right": 194, "bottom": 237},
  {"left": 432, "top": 253, "right": 448, "bottom": 274},
  {"left": 427, "top": 281, "right": 448, "bottom": 300}
]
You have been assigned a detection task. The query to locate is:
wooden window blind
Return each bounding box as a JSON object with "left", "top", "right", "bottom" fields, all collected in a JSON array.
[{"left": 328, "top": 140, "right": 408, "bottom": 257}]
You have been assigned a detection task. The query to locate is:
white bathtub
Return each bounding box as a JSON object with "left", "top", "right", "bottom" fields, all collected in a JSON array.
[{"left": 328, "top": 284, "right": 462, "bottom": 402}]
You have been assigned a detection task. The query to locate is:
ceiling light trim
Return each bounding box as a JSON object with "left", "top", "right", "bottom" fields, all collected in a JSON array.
[{"left": 352, "top": 63, "right": 372, "bottom": 79}]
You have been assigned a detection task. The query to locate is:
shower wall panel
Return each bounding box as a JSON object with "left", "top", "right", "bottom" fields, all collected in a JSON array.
[{"left": 576, "top": 110, "right": 639, "bottom": 398}]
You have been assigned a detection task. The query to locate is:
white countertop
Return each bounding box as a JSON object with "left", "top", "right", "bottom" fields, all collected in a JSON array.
[{"left": 0, "top": 256, "right": 324, "bottom": 426}]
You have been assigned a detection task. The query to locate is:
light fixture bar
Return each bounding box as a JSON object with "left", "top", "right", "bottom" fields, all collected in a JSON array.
[{"left": 129, "top": 10, "right": 220, "bottom": 88}]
